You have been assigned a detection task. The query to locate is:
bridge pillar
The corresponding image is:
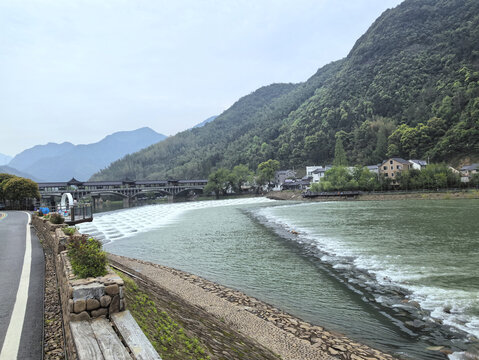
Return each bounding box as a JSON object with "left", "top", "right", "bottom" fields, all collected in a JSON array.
[
  {"left": 92, "top": 196, "right": 102, "bottom": 210},
  {"left": 123, "top": 197, "right": 131, "bottom": 208}
]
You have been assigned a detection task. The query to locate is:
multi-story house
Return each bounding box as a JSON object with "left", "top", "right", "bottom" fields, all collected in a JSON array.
[{"left": 379, "top": 158, "right": 411, "bottom": 184}]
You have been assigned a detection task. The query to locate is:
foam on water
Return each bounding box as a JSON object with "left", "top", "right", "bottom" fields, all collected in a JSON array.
[
  {"left": 256, "top": 204, "right": 479, "bottom": 346},
  {"left": 78, "top": 197, "right": 273, "bottom": 244}
]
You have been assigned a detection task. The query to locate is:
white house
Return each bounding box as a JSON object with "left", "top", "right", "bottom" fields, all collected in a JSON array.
[
  {"left": 311, "top": 166, "right": 332, "bottom": 183},
  {"left": 366, "top": 164, "right": 379, "bottom": 174},
  {"left": 306, "top": 166, "right": 323, "bottom": 178},
  {"left": 460, "top": 163, "right": 479, "bottom": 183},
  {"left": 409, "top": 159, "right": 428, "bottom": 170}
]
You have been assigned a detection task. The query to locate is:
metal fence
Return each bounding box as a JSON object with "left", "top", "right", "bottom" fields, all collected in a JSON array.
[{"left": 39, "top": 204, "right": 93, "bottom": 224}]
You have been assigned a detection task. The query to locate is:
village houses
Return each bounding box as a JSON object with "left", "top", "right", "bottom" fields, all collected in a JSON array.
[
  {"left": 280, "top": 159, "right": 479, "bottom": 190},
  {"left": 305, "top": 158, "right": 429, "bottom": 186},
  {"left": 460, "top": 163, "right": 479, "bottom": 183}
]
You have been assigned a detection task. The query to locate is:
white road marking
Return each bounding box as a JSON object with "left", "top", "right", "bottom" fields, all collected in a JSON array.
[{"left": 0, "top": 212, "right": 32, "bottom": 360}]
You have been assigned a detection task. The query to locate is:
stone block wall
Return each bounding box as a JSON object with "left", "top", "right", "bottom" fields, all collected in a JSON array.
[
  {"left": 32, "top": 215, "right": 126, "bottom": 360},
  {"left": 61, "top": 252, "right": 126, "bottom": 321},
  {"left": 33, "top": 216, "right": 67, "bottom": 254}
]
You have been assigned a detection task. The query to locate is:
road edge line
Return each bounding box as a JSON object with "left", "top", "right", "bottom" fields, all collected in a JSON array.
[{"left": 0, "top": 212, "right": 32, "bottom": 360}]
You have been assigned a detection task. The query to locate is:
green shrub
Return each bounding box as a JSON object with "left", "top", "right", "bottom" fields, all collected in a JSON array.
[
  {"left": 50, "top": 213, "right": 64, "bottom": 224},
  {"left": 67, "top": 237, "right": 107, "bottom": 278},
  {"left": 37, "top": 211, "right": 43, "bottom": 217},
  {"left": 62, "top": 227, "right": 76, "bottom": 236}
]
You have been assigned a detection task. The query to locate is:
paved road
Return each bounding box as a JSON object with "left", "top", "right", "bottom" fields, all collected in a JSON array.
[{"left": 0, "top": 211, "right": 44, "bottom": 360}]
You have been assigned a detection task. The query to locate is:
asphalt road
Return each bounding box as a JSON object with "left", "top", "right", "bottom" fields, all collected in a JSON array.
[{"left": 0, "top": 211, "right": 44, "bottom": 360}]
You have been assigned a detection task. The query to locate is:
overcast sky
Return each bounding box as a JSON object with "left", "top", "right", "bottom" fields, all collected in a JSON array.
[{"left": 0, "top": 0, "right": 403, "bottom": 157}]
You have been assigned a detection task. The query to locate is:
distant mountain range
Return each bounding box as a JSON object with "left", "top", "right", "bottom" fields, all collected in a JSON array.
[
  {"left": 0, "top": 165, "right": 39, "bottom": 181},
  {"left": 7, "top": 127, "right": 167, "bottom": 181},
  {"left": 0, "top": 153, "right": 12, "bottom": 166},
  {"left": 91, "top": 0, "right": 479, "bottom": 181}
]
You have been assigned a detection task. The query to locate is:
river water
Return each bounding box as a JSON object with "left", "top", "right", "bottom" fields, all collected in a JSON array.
[{"left": 78, "top": 197, "right": 479, "bottom": 359}]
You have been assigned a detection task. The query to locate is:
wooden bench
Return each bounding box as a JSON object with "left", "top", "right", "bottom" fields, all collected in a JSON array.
[
  {"left": 111, "top": 311, "right": 162, "bottom": 360},
  {"left": 70, "top": 318, "right": 132, "bottom": 360}
]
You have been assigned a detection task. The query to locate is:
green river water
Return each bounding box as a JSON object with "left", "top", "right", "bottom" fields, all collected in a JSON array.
[{"left": 79, "top": 198, "right": 479, "bottom": 360}]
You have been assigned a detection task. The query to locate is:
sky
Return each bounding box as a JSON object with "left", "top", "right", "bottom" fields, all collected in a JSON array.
[{"left": 0, "top": 0, "right": 403, "bottom": 157}]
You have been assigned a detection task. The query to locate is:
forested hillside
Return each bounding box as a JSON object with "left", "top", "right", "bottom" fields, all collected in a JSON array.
[{"left": 92, "top": 0, "right": 479, "bottom": 181}]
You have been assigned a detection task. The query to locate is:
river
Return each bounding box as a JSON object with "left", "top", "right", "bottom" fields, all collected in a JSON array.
[{"left": 78, "top": 197, "right": 479, "bottom": 360}]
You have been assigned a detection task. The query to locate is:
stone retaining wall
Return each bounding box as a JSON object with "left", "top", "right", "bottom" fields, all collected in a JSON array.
[
  {"left": 61, "top": 252, "right": 126, "bottom": 321},
  {"left": 32, "top": 216, "right": 126, "bottom": 360}
]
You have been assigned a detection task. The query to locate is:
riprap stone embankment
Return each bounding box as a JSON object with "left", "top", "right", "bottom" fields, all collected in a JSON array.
[{"left": 108, "top": 253, "right": 398, "bottom": 360}]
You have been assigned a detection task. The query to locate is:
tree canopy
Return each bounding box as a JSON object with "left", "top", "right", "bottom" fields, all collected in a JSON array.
[
  {"left": 333, "top": 135, "right": 348, "bottom": 167},
  {"left": 0, "top": 174, "right": 40, "bottom": 208},
  {"left": 257, "top": 159, "right": 280, "bottom": 187},
  {"left": 310, "top": 164, "right": 462, "bottom": 192},
  {"left": 203, "top": 168, "right": 231, "bottom": 199}
]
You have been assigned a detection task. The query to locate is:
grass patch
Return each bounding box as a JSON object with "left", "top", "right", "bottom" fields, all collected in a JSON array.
[
  {"left": 468, "top": 189, "right": 479, "bottom": 199},
  {"left": 62, "top": 227, "right": 76, "bottom": 236},
  {"left": 116, "top": 271, "right": 210, "bottom": 360},
  {"left": 442, "top": 193, "right": 452, "bottom": 200}
]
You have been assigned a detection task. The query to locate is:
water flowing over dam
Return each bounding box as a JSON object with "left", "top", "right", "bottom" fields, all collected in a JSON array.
[{"left": 79, "top": 198, "right": 479, "bottom": 360}]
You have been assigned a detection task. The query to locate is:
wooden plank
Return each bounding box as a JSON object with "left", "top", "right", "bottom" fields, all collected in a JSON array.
[
  {"left": 90, "top": 318, "right": 132, "bottom": 360},
  {"left": 111, "top": 311, "right": 162, "bottom": 360},
  {"left": 70, "top": 321, "right": 104, "bottom": 360}
]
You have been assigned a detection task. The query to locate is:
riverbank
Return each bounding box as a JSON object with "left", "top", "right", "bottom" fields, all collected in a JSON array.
[
  {"left": 108, "top": 253, "right": 398, "bottom": 360},
  {"left": 267, "top": 189, "right": 479, "bottom": 201}
]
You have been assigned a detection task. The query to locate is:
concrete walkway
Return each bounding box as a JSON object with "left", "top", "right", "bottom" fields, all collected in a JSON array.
[{"left": 0, "top": 211, "right": 44, "bottom": 360}]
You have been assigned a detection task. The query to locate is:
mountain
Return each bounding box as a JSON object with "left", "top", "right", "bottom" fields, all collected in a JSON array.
[
  {"left": 9, "top": 142, "right": 75, "bottom": 173},
  {"left": 9, "top": 127, "right": 166, "bottom": 181},
  {"left": 0, "top": 153, "right": 12, "bottom": 166},
  {"left": 0, "top": 166, "right": 39, "bottom": 181},
  {"left": 192, "top": 116, "right": 218, "bottom": 129},
  {"left": 92, "top": 0, "right": 479, "bottom": 181}
]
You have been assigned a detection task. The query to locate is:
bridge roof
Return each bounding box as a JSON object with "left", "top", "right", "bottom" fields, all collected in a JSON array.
[
  {"left": 67, "top": 177, "right": 83, "bottom": 185},
  {"left": 135, "top": 180, "right": 168, "bottom": 185},
  {"left": 38, "top": 182, "right": 68, "bottom": 187},
  {"left": 83, "top": 181, "right": 123, "bottom": 186},
  {"left": 38, "top": 179, "right": 208, "bottom": 188},
  {"left": 178, "top": 179, "right": 207, "bottom": 183}
]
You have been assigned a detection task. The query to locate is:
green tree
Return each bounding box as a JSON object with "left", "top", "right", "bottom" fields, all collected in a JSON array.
[
  {"left": 470, "top": 173, "right": 479, "bottom": 187},
  {"left": 230, "top": 164, "right": 253, "bottom": 193},
  {"left": 322, "top": 166, "right": 352, "bottom": 190},
  {"left": 257, "top": 159, "right": 280, "bottom": 188},
  {"left": 0, "top": 173, "right": 17, "bottom": 203},
  {"left": 203, "top": 168, "right": 231, "bottom": 199},
  {"left": 3, "top": 177, "right": 40, "bottom": 207},
  {"left": 333, "top": 136, "right": 348, "bottom": 167},
  {"left": 396, "top": 164, "right": 460, "bottom": 190},
  {"left": 305, "top": 131, "right": 328, "bottom": 164},
  {"left": 396, "top": 169, "right": 421, "bottom": 190},
  {"left": 352, "top": 166, "right": 380, "bottom": 191},
  {"left": 372, "top": 128, "right": 388, "bottom": 163}
]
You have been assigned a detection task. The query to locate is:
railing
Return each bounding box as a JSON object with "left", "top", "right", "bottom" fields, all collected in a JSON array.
[
  {"left": 69, "top": 204, "right": 93, "bottom": 223},
  {"left": 40, "top": 204, "right": 93, "bottom": 224},
  {"left": 302, "top": 190, "right": 361, "bottom": 198}
]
